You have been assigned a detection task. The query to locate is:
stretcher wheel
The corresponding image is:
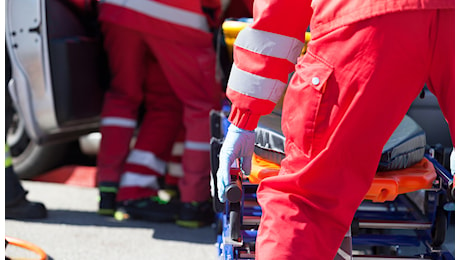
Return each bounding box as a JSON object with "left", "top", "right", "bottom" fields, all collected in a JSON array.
[{"left": 431, "top": 206, "right": 447, "bottom": 248}]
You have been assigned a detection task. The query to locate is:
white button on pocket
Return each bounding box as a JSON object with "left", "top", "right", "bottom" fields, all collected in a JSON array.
[{"left": 312, "top": 77, "right": 320, "bottom": 86}]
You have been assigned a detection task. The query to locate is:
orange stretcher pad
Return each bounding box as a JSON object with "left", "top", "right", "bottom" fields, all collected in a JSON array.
[{"left": 248, "top": 154, "right": 437, "bottom": 203}]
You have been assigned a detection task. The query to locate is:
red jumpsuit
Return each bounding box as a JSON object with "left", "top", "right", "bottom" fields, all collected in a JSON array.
[
  {"left": 97, "top": 0, "right": 221, "bottom": 203},
  {"left": 226, "top": 0, "right": 454, "bottom": 258}
]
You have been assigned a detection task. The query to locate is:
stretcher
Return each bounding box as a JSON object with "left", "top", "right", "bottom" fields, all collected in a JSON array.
[{"left": 210, "top": 110, "right": 455, "bottom": 260}]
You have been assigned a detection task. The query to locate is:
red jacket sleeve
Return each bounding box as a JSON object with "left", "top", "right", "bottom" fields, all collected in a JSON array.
[{"left": 226, "top": 0, "right": 313, "bottom": 130}]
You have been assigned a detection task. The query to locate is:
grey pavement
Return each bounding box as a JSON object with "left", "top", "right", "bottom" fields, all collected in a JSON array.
[
  {"left": 5, "top": 180, "right": 456, "bottom": 260},
  {"left": 5, "top": 180, "right": 217, "bottom": 260}
]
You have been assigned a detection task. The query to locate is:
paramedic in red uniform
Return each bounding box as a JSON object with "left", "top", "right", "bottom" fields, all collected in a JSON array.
[
  {"left": 96, "top": 0, "right": 222, "bottom": 227},
  {"left": 217, "top": 0, "right": 454, "bottom": 258}
]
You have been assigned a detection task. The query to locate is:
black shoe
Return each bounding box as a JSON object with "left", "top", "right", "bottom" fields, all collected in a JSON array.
[
  {"left": 98, "top": 192, "right": 117, "bottom": 216},
  {"left": 114, "top": 197, "right": 179, "bottom": 222},
  {"left": 5, "top": 194, "right": 47, "bottom": 219},
  {"left": 176, "top": 201, "right": 215, "bottom": 228},
  {"left": 97, "top": 183, "right": 118, "bottom": 216}
]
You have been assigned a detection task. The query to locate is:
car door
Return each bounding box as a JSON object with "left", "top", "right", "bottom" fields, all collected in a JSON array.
[{"left": 6, "top": 0, "right": 108, "bottom": 145}]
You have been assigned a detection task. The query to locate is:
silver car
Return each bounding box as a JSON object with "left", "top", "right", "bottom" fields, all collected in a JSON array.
[{"left": 6, "top": 0, "right": 108, "bottom": 178}]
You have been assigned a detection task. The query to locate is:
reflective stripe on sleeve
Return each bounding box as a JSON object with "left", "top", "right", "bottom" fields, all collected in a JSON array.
[
  {"left": 102, "top": 0, "right": 209, "bottom": 32},
  {"left": 235, "top": 27, "right": 304, "bottom": 64},
  {"left": 184, "top": 141, "right": 210, "bottom": 151},
  {"left": 101, "top": 117, "right": 137, "bottom": 128},
  {"left": 119, "top": 171, "right": 160, "bottom": 190},
  {"left": 228, "top": 64, "right": 286, "bottom": 103},
  {"left": 127, "top": 149, "right": 167, "bottom": 175}
]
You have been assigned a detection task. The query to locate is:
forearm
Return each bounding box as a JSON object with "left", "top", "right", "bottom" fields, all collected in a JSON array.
[{"left": 226, "top": 0, "right": 313, "bottom": 130}]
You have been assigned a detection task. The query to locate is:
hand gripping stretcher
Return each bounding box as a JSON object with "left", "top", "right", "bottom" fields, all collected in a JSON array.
[{"left": 210, "top": 109, "right": 455, "bottom": 260}]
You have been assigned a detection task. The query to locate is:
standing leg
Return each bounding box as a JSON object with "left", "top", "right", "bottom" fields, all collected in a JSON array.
[
  {"left": 96, "top": 22, "right": 147, "bottom": 215},
  {"left": 114, "top": 51, "right": 184, "bottom": 222},
  {"left": 5, "top": 89, "right": 47, "bottom": 219},
  {"left": 116, "top": 55, "right": 183, "bottom": 202},
  {"left": 5, "top": 145, "right": 47, "bottom": 219},
  {"left": 256, "top": 10, "right": 452, "bottom": 259},
  {"left": 147, "top": 35, "right": 222, "bottom": 227}
]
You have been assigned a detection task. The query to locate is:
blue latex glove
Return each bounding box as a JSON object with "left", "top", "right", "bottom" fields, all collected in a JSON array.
[{"left": 217, "top": 124, "right": 255, "bottom": 202}]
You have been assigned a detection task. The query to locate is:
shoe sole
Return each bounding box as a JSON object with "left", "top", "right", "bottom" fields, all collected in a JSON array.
[
  {"left": 6, "top": 205, "right": 47, "bottom": 219},
  {"left": 98, "top": 209, "right": 115, "bottom": 216}
]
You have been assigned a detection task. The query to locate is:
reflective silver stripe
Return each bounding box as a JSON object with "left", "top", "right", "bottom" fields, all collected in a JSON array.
[
  {"left": 184, "top": 141, "right": 210, "bottom": 151},
  {"left": 336, "top": 248, "right": 352, "bottom": 260},
  {"left": 167, "top": 162, "right": 184, "bottom": 178},
  {"left": 228, "top": 64, "right": 286, "bottom": 103},
  {"left": 127, "top": 149, "right": 166, "bottom": 175},
  {"left": 235, "top": 27, "right": 304, "bottom": 64},
  {"left": 101, "top": 117, "right": 136, "bottom": 128},
  {"left": 171, "top": 142, "right": 184, "bottom": 156},
  {"left": 102, "top": 0, "right": 209, "bottom": 32},
  {"left": 336, "top": 228, "right": 352, "bottom": 260},
  {"left": 119, "top": 171, "right": 160, "bottom": 190}
]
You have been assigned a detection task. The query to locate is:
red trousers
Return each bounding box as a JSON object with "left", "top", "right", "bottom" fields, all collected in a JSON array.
[
  {"left": 97, "top": 22, "right": 221, "bottom": 202},
  {"left": 256, "top": 10, "right": 454, "bottom": 259}
]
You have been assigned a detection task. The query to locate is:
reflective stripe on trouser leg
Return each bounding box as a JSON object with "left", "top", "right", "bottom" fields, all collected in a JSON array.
[
  {"left": 166, "top": 137, "right": 185, "bottom": 186},
  {"left": 256, "top": 10, "right": 454, "bottom": 260},
  {"left": 179, "top": 141, "right": 212, "bottom": 203},
  {"left": 117, "top": 149, "right": 168, "bottom": 201},
  {"left": 117, "top": 171, "right": 162, "bottom": 201},
  {"left": 97, "top": 122, "right": 136, "bottom": 184}
]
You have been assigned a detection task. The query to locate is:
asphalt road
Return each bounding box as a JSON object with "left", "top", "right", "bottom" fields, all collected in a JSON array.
[
  {"left": 5, "top": 180, "right": 456, "bottom": 260},
  {"left": 5, "top": 180, "right": 217, "bottom": 260}
]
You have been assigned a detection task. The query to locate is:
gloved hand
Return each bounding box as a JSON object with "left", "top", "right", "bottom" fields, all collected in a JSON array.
[{"left": 217, "top": 124, "right": 255, "bottom": 202}]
